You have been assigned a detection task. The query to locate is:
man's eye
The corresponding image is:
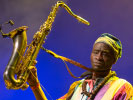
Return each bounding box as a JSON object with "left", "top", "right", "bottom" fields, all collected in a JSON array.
[
  {"left": 103, "top": 53, "right": 107, "bottom": 56},
  {"left": 102, "top": 52, "right": 109, "bottom": 56},
  {"left": 93, "top": 51, "right": 99, "bottom": 54}
]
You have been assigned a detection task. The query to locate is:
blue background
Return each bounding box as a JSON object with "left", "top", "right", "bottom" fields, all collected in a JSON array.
[{"left": 0, "top": 0, "right": 133, "bottom": 100}]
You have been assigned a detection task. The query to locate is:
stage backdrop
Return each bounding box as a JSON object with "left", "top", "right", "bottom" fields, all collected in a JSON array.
[{"left": 0, "top": 0, "right": 133, "bottom": 100}]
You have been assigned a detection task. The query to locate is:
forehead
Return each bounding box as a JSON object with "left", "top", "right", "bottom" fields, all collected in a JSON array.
[{"left": 93, "top": 42, "right": 113, "bottom": 53}]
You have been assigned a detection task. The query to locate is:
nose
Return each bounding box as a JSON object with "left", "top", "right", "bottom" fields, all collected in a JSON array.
[{"left": 95, "top": 53, "right": 103, "bottom": 61}]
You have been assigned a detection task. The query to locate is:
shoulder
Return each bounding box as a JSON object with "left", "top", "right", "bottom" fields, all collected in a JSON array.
[
  {"left": 118, "top": 78, "right": 133, "bottom": 88},
  {"left": 57, "top": 79, "right": 85, "bottom": 100},
  {"left": 111, "top": 77, "right": 133, "bottom": 95},
  {"left": 106, "top": 76, "right": 132, "bottom": 87},
  {"left": 115, "top": 78, "right": 132, "bottom": 86},
  {"left": 69, "top": 79, "right": 84, "bottom": 89}
]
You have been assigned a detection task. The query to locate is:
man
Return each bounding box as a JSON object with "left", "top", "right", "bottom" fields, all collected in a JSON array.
[{"left": 27, "top": 33, "right": 133, "bottom": 100}]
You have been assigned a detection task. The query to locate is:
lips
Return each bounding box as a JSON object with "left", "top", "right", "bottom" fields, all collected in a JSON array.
[{"left": 93, "top": 62, "right": 104, "bottom": 66}]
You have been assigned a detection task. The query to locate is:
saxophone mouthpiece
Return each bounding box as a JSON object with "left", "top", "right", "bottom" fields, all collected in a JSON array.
[
  {"left": 0, "top": 20, "right": 15, "bottom": 38},
  {"left": 5, "top": 20, "right": 14, "bottom": 26},
  {"left": 8, "top": 20, "right": 14, "bottom": 26},
  {"left": 76, "top": 16, "right": 90, "bottom": 26}
]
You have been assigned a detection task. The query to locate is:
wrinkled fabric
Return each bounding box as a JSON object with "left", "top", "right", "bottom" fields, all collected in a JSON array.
[{"left": 58, "top": 76, "right": 133, "bottom": 100}]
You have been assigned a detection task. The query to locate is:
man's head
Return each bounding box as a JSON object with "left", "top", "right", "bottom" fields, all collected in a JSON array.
[{"left": 90, "top": 33, "right": 122, "bottom": 70}]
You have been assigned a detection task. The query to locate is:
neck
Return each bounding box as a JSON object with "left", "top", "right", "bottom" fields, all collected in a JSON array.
[{"left": 92, "top": 70, "right": 110, "bottom": 79}]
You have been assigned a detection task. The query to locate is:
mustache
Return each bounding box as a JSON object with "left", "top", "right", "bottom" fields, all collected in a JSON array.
[
  {"left": 94, "top": 61, "right": 104, "bottom": 64},
  {"left": 93, "top": 61, "right": 104, "bottom": 66}
]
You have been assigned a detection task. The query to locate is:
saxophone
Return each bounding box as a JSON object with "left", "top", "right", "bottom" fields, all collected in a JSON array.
[{"left": 2, "top": 1, "right": 90, "bottom": 90}]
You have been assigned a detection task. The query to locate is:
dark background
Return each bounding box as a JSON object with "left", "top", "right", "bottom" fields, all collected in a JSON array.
[{"left": 0, "top": 0, "right": 133, "bottom": 100}]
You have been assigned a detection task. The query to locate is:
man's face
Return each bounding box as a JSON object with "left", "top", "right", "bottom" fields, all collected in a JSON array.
[{"left": 90, "top": 42, "right": 115, "bottom": 70}]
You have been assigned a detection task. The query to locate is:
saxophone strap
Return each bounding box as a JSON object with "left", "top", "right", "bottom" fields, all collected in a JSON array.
[{"left": 41, "top": 47, "right": 95, "bottom": 78}]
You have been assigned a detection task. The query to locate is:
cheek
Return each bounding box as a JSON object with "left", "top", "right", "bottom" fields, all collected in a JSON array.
[
  {"left": 104, "top": 58, "right": 114, "bottom": 66},
  {"left": 90, "top": 54, "right": 94, "bottom": 63}
]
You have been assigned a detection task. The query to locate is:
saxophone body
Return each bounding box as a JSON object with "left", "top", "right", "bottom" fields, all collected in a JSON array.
[
  {"left": 3, "top": 26, "right": 28, "bottom": 89},
  {"left": 3, "top": 1, "right": 90, "bottom": 90}
]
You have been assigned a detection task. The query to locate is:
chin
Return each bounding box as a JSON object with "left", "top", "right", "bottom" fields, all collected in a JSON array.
[{"left": 93, "top": 66, "right": 104, "bottom": 70}]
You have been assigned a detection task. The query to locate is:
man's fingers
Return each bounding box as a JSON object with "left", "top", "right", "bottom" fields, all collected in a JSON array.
[{"left": 29, "top": 66, "right": 37, "bottom": 72}]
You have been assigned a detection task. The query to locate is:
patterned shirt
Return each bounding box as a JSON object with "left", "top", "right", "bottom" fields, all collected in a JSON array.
[{"left": 58, "top": 76, "right": 133, "bottom": 100}]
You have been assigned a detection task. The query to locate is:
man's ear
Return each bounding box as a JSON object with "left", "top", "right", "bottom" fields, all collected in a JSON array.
[{"left": 113, "top": 57, "right": 117, "bottom": 64}]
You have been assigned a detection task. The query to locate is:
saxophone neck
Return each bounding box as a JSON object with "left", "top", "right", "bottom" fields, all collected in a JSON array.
[
  {"left": 43, "top": 1, "right": 90, "bottom": 31},
  {"left": 57, "top": 1, "right": 90, "bottom": 25}
]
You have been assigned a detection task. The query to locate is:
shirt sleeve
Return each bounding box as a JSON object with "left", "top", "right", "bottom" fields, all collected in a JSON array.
[{"left": 57, "top": 80, "right": 81, "bottom": 100}]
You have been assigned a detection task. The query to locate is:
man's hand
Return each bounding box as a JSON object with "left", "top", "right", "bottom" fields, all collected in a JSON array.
[{"left": 27, "top": 66, "right": 39, "bottom": 87}]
